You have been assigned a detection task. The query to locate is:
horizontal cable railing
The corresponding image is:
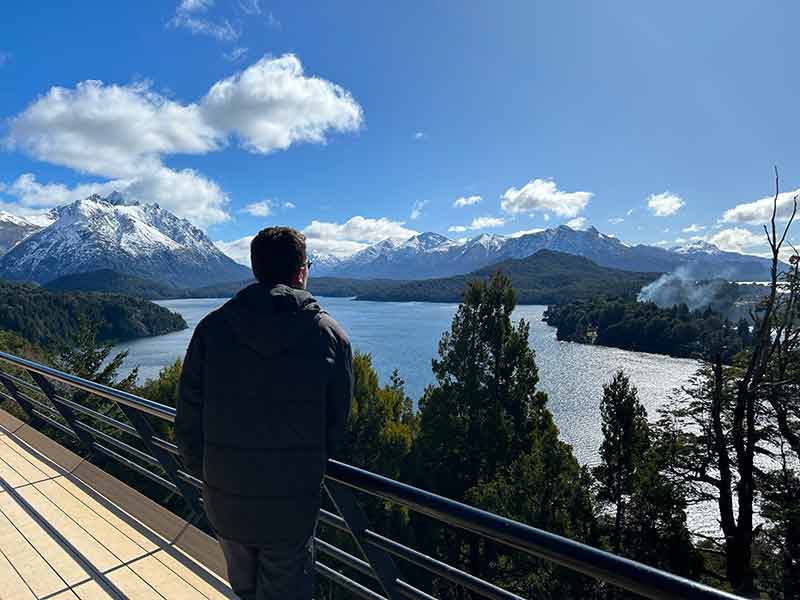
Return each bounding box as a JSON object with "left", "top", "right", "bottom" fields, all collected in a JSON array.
[{"left": 0, "top": 350, "right": 740, "bottom": 600}]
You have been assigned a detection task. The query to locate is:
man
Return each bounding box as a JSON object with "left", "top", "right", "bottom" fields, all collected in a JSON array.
[{"left": 176, "top": 227, "right": 353, "bottom": 600}]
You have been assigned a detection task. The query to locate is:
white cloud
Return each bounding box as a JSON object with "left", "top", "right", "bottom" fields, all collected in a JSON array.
[
  {"left": 2, "top": 169, "right": 229, "bottom": 228},
  {"left": 509, "top": 228, "right": 545, "bottom": 238},
  {"left": 169, "top": 0, "right": 239, "bottom": 41},
  {"left": 683, "top": 223, "right": 706, "bottom": 233},
  {"left": 647, "top": 191, "right": 685, "bottom": 217},
  {"left": 448, "top": 216, "right": 505, "bottom": 232},
  {"left": 414, "top": 132, "right": 425, "bottom": 140},
  {"left": 566, "top": 217, "right": 589, "bottom": 230},
  {"left": 242, "top": 200, "right": 272, "bottom": 217},
  {"left": 202, "top": 55, "right": 363, "bottom": 154},
  {"left": 708, "top": 228, "right": 767, "bottom": 253},
  {"left": 179, "top": 0, "right": 213, "bottom": 12},
  {"left": 283, "top": 201, "right": 295, "bottom": 209},
  {"left": 4, "top": 173, "right": 119, "bottom": 208},
  {"left": 305, "top": 238, "right": 368, "bottom": 258},
  {"left": 7, "top": 80, "right": 219, "bottom": 179},
  {"left": 8, "top": 55, "right": 363, "bottom": 175},
  {"left": 608, "top": 217, "right": 624, "bottom": 225},
  {"left": 224, "top": 47, "right": 249, "bottom": 62},
  {"left": 722, "top": 188, "right": 800, "bottom": 224},
  {"left": 303, "top": 216, "right": 419, "bottom": 247},
  {"left": 4, "top": 55, "right": 362, "bottom": 228},
  {"left": 453, "top": 195, "right": 481, "bottom": 208},
  {"left": 215, "top": 236, "right": 252, "bottom": 266},
  {"left": 410, "top": 200, "right": 427, "bottom": 220},
  {"left": 500, "top": 178, "right": 591, "bottom": 218}
]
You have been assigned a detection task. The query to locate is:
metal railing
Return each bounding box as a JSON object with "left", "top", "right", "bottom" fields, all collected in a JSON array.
[{"left": 0, "top": 350, "right": 740, "bottom": 600}]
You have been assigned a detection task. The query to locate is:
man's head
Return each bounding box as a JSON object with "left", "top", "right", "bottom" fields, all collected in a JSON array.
[{"left": 250, "top": 227, "right": 310, "bottom": 289}]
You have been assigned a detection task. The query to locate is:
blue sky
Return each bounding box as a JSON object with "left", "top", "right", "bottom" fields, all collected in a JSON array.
[{"left": 0, "top": 1, "right": 797, "bottom": 263}]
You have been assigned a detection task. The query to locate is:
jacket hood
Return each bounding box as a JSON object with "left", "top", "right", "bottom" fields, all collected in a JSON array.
[{"left": 220, "top": 283, "right": 323, "bottom": 358}]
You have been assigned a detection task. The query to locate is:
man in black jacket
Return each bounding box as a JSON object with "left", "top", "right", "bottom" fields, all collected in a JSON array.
[{"left": 176, "top": 227, "right": 353, "bottom": 600}]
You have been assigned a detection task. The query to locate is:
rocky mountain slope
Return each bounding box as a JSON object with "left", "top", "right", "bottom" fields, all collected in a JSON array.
[
  {"left": 0, "top": 211, "right": 45, "bottom": 254},
  {"left": 0, "top": 192, "right": 252, "bottom": 288}
]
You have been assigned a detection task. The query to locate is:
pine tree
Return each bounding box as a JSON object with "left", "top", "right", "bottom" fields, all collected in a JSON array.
[{"left": 593, "top": 370, "right": 649, "bottom": 554}]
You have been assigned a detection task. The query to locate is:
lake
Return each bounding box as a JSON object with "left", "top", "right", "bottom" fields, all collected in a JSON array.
[
  {"left": 112, "top": 296, "right": 700, "bottom": 467},
  {"left": 112, "top": 296, "right": 720, "bottom": 532}
]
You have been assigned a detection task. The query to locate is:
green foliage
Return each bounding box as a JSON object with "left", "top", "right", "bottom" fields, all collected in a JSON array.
[
  {"left": 0, "top": 278, "right": 186, "bottom": 349},
  {"left": 544, "top": 298, "right": 749, "bottom": 362},
  {"left": 593, "top": 371, "right": 700, "bottom": 587},
  {"left": 45, "top": 269, "right": 183, "bottom": 299},
  {"left": 413, "top": 272, "right": 597, "bottom": 597}
]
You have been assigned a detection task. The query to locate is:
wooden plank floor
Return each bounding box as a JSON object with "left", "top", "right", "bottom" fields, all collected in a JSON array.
[{"left": 0, "top": 426, "right": 236, "bottom": 600}]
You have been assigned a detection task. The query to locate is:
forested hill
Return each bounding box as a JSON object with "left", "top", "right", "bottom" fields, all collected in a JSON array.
[
  {"left": 0, "top": 280, "right": 187, "bottom": 348},
  {"left": 45, "top": 269, "right": 183, "bottom": 299},
  {"left": 354, "top": 250, "right": 661, "bottom": 304}
]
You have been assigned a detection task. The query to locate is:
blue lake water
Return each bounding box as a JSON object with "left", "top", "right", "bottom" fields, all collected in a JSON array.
[{"left": 112, "top": 296, "right": 700, "bottom": 468}]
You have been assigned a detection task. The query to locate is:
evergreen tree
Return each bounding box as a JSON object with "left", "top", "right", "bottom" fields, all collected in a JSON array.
[
  {"left": 414, "top": 272, "right": 596, "bottom": 597},
  {"left": 593, "top": 370, "right": 649, "bottom": 554}
]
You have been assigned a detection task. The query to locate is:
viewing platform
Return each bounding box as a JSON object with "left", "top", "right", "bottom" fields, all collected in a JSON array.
[
  {"left": 0, "top": 350, "right": 741, "bottom": 600},
  {"left": 0, "top": 410, "right": 234, "bottom": 599}
]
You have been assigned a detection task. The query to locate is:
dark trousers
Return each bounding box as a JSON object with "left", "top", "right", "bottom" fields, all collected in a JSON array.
[{"left": 219, "top": 534, "right": 316, "bottom": 600}]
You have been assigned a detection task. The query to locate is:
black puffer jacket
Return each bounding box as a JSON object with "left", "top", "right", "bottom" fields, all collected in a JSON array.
[{"left": 176, "top": 283, "right": 353, "bottom": 545}]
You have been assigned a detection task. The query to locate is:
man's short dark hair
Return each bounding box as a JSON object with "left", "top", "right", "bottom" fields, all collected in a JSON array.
[{"left": 250, "top": 227, "right": 307, "bottom": 284}]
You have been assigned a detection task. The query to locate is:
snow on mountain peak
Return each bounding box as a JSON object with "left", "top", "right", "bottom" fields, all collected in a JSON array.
[{"left": 0, "top": 193, "right": 250, "bottom": 287}]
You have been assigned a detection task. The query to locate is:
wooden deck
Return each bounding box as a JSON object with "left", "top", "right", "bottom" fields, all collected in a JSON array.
[{"left": 0, "top": 422, "right": 236, "bottom": 600}]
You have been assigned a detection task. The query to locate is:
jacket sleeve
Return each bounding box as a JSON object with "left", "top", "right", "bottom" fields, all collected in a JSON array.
[
  {"left": 326, "top": 326, "right": 354, "bottom": 458},
  {"left": 176, "top": 323, "right": 206, "bottom": 479}
]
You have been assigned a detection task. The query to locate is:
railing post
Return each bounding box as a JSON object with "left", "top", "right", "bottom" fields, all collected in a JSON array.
[
  {"left": 113, "top": 402, "right": 202, "bottom": 519},
  {"left": 0, "top": 373, "right": 41, "bottom": 426},
  {"left": 325, "top": 480, "right": 404, "bottom": 600},
  {"left": 27, "top": 370, "right": 98, "bottom": 455}
]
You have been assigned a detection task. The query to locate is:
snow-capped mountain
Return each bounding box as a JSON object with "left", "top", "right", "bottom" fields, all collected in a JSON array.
[
  {"left": 0, "top": 211, "right": 45, "bottom": 255},
  {"left": 0, "top": 193, "right": 252, "bottom": 288},
  {"left": 313, "top": 225, "right": 780, "bottom": 281}
]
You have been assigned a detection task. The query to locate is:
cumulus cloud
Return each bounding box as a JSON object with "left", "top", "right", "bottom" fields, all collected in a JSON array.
[
  {"left": 453, "top": 195, "right": 481, "bottom": 208},
  {"left": 647, "top": 191, "right": 685, "bottom": 217},
  {"left": 7, "top": 80, "right": 219, "bottom": 179},
  {"left": 242, "top": 200, "right": 272, "bottom": 217},
  {"left": 708, "top": 228, "right": 767, "bottom": 253},
  {"left": 500, "top": 178, "right": 591, "bottom": 218},
  {"left": 448, "top": 216, "right": 505, "bottom": 233},
  {"left": 303, "top": 216, "right": 417, "bottom": 257},
  {"left": 2, "top": 169, "right": 229, "bottom": 228},
  {"left": 202, "top": 55, "right": 363, "bottom": 154},
  {"left": 4, "top": 54, "right": 362, "bottom": 227},
  {"left": 683, "top": 223, "right": 706, "bottom": 233},
  {"left": 410, "top": 200, "right": 427, "bottom": 221},
  {"left": 722, "top": 188, "right": 800, "bottom": 224},
  {"left": 566, "top": 217, "right": 589, "bottom": 230},
  {"left": 215, "top": 236, "right": 253, "bottom": 266}
]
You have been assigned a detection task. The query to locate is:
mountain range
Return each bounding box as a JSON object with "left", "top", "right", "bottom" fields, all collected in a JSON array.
[
  {"left": 0, "top": 192, "right": 251, "bottom": 288},
  {"left": 0, "top": 192, "right": 782, "bottom": 288},
  {"left": 312, "top": 227, "right": 781, "bottom": 281}
]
